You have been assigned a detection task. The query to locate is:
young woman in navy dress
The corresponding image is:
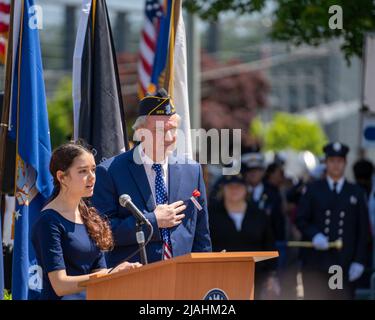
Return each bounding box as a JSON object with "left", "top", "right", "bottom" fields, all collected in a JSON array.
[{"left": 32, "top": 143, "right": 141, "bottom": 300}]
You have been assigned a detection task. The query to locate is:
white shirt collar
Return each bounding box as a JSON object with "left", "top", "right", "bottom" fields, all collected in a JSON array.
[
  {"left": 136, "top": 144, "right": 169, "bottom": 201},
  {"left": 326, "top": 176, "right": 345, "bottom": 193},
  {"left": 138, "top": 144, "right": 168, "bottom": 174}
]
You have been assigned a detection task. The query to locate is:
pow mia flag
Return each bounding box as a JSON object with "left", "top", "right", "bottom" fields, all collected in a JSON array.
[{"left": 73, "top": 0, "right": 129, "bottom": 162}]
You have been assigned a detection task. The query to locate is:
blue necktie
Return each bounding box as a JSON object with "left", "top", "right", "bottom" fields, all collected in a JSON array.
[{"left": 152, "top": 163, "right": 173, "bottom": 259}]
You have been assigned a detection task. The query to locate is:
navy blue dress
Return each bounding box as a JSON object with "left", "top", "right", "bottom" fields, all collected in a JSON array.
[{"left": 31, "top": 209, "right": 107, "bottom": 300}]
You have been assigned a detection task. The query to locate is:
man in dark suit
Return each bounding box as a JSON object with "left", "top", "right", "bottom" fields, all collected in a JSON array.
[
  {"left": 92, "top": 89, "right": 212, "bottom": 267},
  {"left": 296, "top": 142, "right": 370, "bottom": 299}
]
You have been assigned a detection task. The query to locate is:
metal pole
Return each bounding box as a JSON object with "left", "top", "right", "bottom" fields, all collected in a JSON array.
[
  {"left": 114, "top": 11, "right": 129, "bottom": 53},
  {"left": 358, "top": 33, "right": 370, "bottom": 159},
  {"left": 0, "top": 0, "right": 15, "bottom": 195},
  {"left": 186, "top": 12, "right": 201, "bottom": 131},
  {"left": 206, "top": 20, "right": 219, "bottom": 54},
  {"left": 64, "top": 5, "right": 76, "bottom": 70},
  {"left": 135, "top": 222, "right": 148, "bottom": 265}
]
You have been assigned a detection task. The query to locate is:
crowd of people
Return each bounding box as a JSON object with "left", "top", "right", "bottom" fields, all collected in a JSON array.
[{"left": 204, "top": 142, "right": 375, "bottom": 299}]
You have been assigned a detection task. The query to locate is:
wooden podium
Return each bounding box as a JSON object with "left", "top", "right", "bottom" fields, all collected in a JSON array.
[{"left": 80, "top": 252, "right": 278, "bottom": 300}]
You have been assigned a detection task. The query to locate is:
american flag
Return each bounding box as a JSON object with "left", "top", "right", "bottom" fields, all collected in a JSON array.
[
  {"left": 138, "top": 0, "right": 164, "bottom": 98},
  {"left": 0, "top": 0, "right": 10, "bottom": 64}
]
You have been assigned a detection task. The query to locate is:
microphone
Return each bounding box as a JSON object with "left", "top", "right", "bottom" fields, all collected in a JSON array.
[
  {"left": 116, "top": 194, "right": 153, "bottom": 267},
  {"left": 119, "top": 194, "right": 147, "bottom": 223}
]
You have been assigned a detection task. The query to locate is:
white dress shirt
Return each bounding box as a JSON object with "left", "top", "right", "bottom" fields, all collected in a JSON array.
[
  {"left": 326, "top": 176, "right": 345, "bottom": 193},
  {"left": 138, "top": 145, "right": 169, "bottom": 202},
  {"left": 248, "top": 183, "right": 264, "bottom": 202},
  {"left": 228, "top": 212, "right": 245, "bottom": 232}
]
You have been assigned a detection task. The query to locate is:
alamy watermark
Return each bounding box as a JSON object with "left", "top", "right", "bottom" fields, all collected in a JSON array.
[
  {"left": 132, "top": 121, "right": 242, "bottom": 175},
  {"left": 28, "top": 5, "right": 43, "bottom": 30},
  {"left": 328, "top": 265, "right": 343, "bottom": 290},
  {"left": 329, "top": 5, "right": 343, "bottom": 30}
]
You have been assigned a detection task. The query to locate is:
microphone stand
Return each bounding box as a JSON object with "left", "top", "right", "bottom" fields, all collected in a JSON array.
[{"left": 135, "top": 220, "right": 148, "bottom": 265}]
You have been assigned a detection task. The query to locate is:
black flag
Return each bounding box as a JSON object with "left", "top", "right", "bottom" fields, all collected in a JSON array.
[
  {"left": 0, "top": 92, "right": 16, "bottom": 195},
  {"left": 73, "top": 0, "right": 129, "bottom": 163}
]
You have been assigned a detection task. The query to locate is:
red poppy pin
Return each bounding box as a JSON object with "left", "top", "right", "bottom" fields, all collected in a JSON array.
[{"left": 190, "top": 189, "right": 203, "bottom": 211}]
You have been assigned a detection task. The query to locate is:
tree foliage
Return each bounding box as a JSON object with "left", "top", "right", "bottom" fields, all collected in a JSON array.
[
  {"left": 184, "top": 0, "right": 375, "bottom": 60},
  {"left": 184, "top": 0, "right": 267, "bottom": 20},
  {"left": 251, "top": 112, "right": 327, "bottom": 155},
  {"left": 47, "top": 77, "right": 74, "bottom": 149},
  {"left": 201, "top": 53, "right": 270, "bottom": 146},
  {"left": 3, "top": 289, "right": 12, "bottom": 300}
]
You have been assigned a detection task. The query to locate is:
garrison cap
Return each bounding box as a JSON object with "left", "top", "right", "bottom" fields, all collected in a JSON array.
[
  {"left": 241, "top": 152, "right": 266, "bottom": 172},
  {"left": 139, "top": 88, "right": 176, "bottom": 116}
]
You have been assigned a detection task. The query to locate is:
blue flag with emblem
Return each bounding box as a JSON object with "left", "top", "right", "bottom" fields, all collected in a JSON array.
[
  {"left": 7, "top": 0, "right": 53, "bottom": 300},
  {"left": 146, "top": 0, "right": 193, "bottom": 157},
  {"left": 149, "top": 0, "right": 172, "bottom": 90}
]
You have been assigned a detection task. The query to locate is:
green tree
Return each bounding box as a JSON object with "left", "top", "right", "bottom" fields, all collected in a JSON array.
[
  {"left": 184, "top": 0, "right": 375, "bottom": 60},
  {"left": 3, "top": 289, "right": 12, "bottom": 300},
  {"left": 251, "top": 112, "right": 327, "bottom": 155},
  {"left": 47, "top": 77, "right": 74, "bottom": 149}
]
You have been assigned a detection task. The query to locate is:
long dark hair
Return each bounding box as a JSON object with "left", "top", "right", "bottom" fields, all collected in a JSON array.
[{"left": 48, "top": 142, "right": 113, "bottom": 251}]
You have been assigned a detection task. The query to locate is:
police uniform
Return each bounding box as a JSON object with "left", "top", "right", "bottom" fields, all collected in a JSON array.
[{"left": 296, "top": 142, "right": 370, "bottom": 299}]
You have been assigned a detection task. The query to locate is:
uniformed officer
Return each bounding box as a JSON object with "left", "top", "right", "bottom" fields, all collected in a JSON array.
[
  {"left": 241, "top": 152, "right": 286, "bottom": 242},
  {"left": 296, "top": 142, "right": 370, "bottom": 299}
]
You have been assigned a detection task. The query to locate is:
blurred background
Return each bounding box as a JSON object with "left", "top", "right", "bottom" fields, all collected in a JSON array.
[{"left": 0, "top": 0, "right": 368, "bottom": 179}]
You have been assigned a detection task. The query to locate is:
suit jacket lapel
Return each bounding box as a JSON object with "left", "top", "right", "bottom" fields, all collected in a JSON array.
[
  {"left": 168, "top": 156, "right": 182, "bottom": 204},
  {"left": 168, "top": 156, "right": 182, "bottom": 240},
  {"left": 127, "top": 147, "right": 155, "bottom": 211},
  {"left": 338, "top": 180, "right": 349, "bottom": 209}
]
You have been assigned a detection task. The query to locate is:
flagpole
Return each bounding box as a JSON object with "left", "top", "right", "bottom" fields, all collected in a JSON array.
[
  {"left": 186, "top": 11, "right": 201, "bottom": 131},
  {"left": 104, "top": 0, "right": 129, "bottom": 150},
  {"left": 163, "top": 0, "right": 181, "bottom": 93},
  {"left": 0, "top": 0, "right": 15, "bottom": 195}
]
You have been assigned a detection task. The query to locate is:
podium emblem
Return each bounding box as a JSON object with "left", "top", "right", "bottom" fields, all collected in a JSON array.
[{"left": 203, "top": 288, "right": 229, "bottom": 300}]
